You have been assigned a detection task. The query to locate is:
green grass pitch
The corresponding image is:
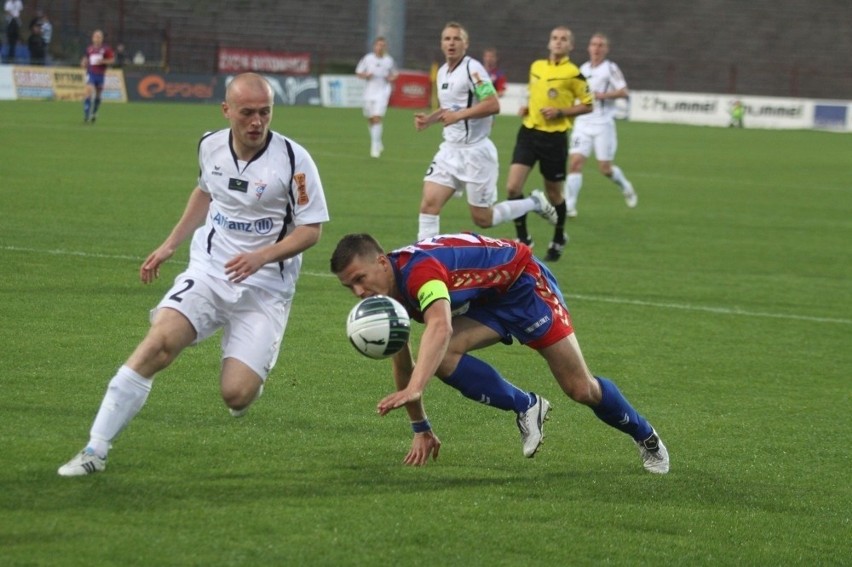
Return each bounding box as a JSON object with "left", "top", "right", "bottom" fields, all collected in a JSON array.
[{"left": 1, "top": 99, "right": 850, "bottom": 565}]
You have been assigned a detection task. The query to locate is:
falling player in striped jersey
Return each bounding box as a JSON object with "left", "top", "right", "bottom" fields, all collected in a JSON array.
[
  {"left": 331, "top": 232, "right": 669, "bottom": 474},
  {"left": 414, "top": 22, "right": 557, "bottom": 242},
  {"left": 567, "top": 33, "right": 638, "bottom": 216},
  {"left": 58, "top": 73, "right": 330, "bottom": 476}
]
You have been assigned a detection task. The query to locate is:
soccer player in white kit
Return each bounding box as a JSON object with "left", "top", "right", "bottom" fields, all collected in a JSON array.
[
  {"left": 567, "top": 33, "right": 637, "bottom": 216},
  {"left": 415, "top": 22, "right": 557, "bottom": 242},
  {"left": 58, "top": 73, "right": 330, "bottom": 476},
  {"left": 356, "top": 37, "right": 398, "bottom": 158}
]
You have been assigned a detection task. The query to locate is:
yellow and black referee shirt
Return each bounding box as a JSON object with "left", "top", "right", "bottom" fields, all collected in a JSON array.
[{"left": 523, "top": 56, "right": 592, "bottom": 132}]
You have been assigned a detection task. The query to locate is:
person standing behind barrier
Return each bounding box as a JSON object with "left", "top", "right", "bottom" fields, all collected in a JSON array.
[
  {"left": 80, "top": 29, "right": 115, "bottom": 123},
  {"left": 356, "top": 36, "right": 398, "bottom": 158},
  {"left": 4, "top": 0, "right": 22, "bottom": 62},
  {"left": 26, "top": 20, "right": 45, "bottom": 64},
  {"left": 414, "top": 21, "right": 557, "bottom": 242},
  {"left": 482, "top": 47, "right": 506, "bottom": 97},
  {"left": 506, "top": 26, "right": 592, "bottom": 262},
  {"left": 567, "top": 33, "right": 637, "bottom": 217}
]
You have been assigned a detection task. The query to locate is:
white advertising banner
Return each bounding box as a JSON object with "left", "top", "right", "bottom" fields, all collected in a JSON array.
[
  {"left": 629, "top": 91, "right": 814, "bottom": 129},
  {"left": 319, "top": 74, "right": 364, "bottom": 108},
  {"left": 0, "top": 65, "right": 16, "bottom": 100}
]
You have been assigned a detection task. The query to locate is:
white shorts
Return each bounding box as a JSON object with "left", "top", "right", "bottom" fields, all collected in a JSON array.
[
  {"left": 569, "top": 120, "right": 618, "bottom": 161},
  {"left": 363, "top": 95, "right": 390, "bottom": 118},
  {"left": 423, "top": 139, "right": 499, "bottom": 207},
  {"left": 154, "top": 268, "right": 291, "bottom": 380}
]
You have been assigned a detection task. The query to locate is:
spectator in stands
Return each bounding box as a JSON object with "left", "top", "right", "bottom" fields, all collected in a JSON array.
[
  {"left": 506, "top": 26, "right": 592, "bottom": 261},
  {"left": 114, "top": 42, "right": 127, "bottom": 67},
  {"left": 80, "top": 29, "right": 115, "bottom": 123},
  {"left": 36, "top": 9, "right": 49, "bottom": 46},
  {"left": 482, "top": 47, "right": 506, "bottom": 97},
  {"left": 27, "top": 20, "right": 45, "bottom": 64},
  {"left": 4, "top": 0, "right": 23, "bottom": 62},
  {"left": 567, "top": 33, "right": 638, "bottom": 217},
  {"left": 29, "top": 9, "right": 51, "bottom": 64},
  {"left": 356, "top": 36, "right": 398, "bottom": 158}
]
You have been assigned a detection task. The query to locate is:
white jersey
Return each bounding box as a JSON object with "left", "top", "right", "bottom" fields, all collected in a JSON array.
[
  {"left": 356, "top": 52, "right": 397, "bottom": 101},
  {"left": 575, "top": 59, "right": 628, "bottom": 125},
  {"left": 436, "top": 56, "right": 495, "bottom": 145},
  {"left": 191, "top": 129, "right": 330, "bottom": 299}
]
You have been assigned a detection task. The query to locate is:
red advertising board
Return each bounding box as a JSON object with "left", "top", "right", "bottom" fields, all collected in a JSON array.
[
  {"left": 218, "top": 47, "right": 311, "bottom": 75},
  {"left": 390, "top": 71, "right": 431, "bottom": 109}
]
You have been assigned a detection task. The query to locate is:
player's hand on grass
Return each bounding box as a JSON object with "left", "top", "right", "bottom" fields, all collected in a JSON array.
[{"left": 404, "top": 431, "right": 441, "bottom": 466}]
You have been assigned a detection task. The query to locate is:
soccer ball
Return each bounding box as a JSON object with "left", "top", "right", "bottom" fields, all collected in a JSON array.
[{"left": 346, "top": 295, "right": 411, "bottom": 359}]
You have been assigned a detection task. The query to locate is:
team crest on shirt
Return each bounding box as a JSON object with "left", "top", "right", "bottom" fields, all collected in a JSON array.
[
  {"left": 548, "top": 88, "right": 558, "bottom": 99},
  {"left": 254, "top": 181, "right": 267, "bottom": 200},
  {"left": 295, "top": 173, "right": 309, "bottom": 205}
]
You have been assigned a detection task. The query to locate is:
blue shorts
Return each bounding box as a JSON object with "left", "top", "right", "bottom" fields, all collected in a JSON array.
[
  {"left": 464, "top": 259, "right": 574, "bottom": 349},
  {"left": 86, "top": 72, "right": 106, "bottom": 89}
]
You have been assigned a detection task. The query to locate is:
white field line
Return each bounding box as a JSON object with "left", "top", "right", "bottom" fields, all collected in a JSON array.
[{"left": 3, "top": 245, "right": 850, "bottom": 325}]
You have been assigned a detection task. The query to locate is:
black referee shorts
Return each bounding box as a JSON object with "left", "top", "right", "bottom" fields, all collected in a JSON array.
[{"left": 510, "top": 126, "right": 568, "bottom": 182}]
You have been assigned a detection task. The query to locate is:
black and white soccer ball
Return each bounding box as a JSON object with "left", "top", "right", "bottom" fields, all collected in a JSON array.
[{"left": 346, "top": 295, "right": 411, "bottom": 359}]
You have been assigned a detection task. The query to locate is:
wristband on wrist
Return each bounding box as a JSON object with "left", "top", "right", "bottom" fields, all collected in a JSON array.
[
  {"left": 411, "top": 419, "right": 432, "bottom": 434},
  {"left": 556, "top": 109, "right": 564, "bottom": 118}
]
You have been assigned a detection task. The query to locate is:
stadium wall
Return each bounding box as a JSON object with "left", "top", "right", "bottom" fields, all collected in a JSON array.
[{"left": 19, "top": 0, "right": 852, "bottom": 101}]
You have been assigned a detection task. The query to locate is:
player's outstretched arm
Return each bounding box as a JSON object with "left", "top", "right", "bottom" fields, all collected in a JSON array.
[
  {"left": 377, "top": 299, "right": 451, "bottom": 415},
  {"left": 140, "top": 187, "right": 210, "bottom": 283}
]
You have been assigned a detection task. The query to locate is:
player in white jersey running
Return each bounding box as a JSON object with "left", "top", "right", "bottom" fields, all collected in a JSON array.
[
  {"left": 567, "top": 33, "right": 637, "bottom": 216},
  {"left": 414, "top": 21, "right": 557, "bottom": 242},
  {"left": 58, "top": 73, "right": 330, "bottom": 476},
  {"left": 356, "top": 36, "right": 398, "bottom": 158}
]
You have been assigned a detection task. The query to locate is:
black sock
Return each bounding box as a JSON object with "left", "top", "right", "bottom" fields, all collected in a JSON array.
[
  {"left": 510, "top": 194, "right": 528, "bottom": 241},
  {"left": 554, "top": 201, "right": 567, "bottom": 242}
]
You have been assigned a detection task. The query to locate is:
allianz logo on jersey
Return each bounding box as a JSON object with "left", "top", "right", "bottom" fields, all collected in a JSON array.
[{"left": 212, "top": 212, "right": 275, "bottom": 235}]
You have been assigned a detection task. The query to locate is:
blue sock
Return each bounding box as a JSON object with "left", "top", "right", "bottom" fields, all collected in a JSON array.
[
  {"left": 440, "top": 354, "right": 534, "bottom": 413},
  {"left": 93, "top": 97, "right": 101, "bottom": 115},
  {"left": 592, "top": 376, "right": 653, "bottom": 441},
  {"left": 83, "top": 98, "right": 91, "bottom": 118}
]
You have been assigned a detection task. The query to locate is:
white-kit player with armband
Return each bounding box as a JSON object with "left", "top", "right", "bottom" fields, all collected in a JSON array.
[{"left": 414, "top": 21, "right": 557, "bottom": 242}]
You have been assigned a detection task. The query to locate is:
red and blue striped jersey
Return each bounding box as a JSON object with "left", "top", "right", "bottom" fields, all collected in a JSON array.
[{"left": 388, "top": 233, "right": 532, "bottom": 322}]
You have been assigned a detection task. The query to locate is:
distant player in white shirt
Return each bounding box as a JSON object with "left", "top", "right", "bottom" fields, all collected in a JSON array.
[
  {"left": 414, "top": 21, "right": 557, "bottom": 241},
  {"left": 567, "top": 33, "right": 637, "bottom": 216},
  {"left": 58, "top": 73, "right": 330, "bottom": 476},
  {"left": 356, "top": 37, "right": 398, "bottom": 158}
]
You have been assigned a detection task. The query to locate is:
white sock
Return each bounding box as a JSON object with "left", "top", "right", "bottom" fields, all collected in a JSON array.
[
  {"left": 611, "top": 166, "right": 630, "bottom": 191},
  {"left": 370, "top": 123, "right": 383, "bottom": 147},
  {"left": 492, "top": 199, "right": 535, "bottom": 225},
  {"left": 418, "top": 213, "right": 440, "bottom": 241},
  {"left": 88, "top": 365, "right": 152, "bottom": 457},
  {"left": 566, "top": 173, "right": 583, "bottom": 209}
]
